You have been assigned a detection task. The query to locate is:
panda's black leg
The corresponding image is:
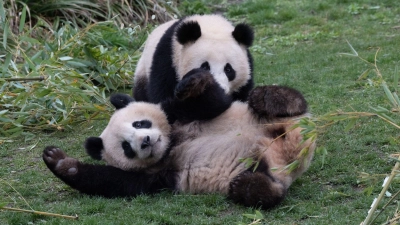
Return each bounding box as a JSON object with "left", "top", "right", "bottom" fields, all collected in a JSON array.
[
  {"left": 228, "top": 170, "right": 286, "bottom": 209},
  {"left": 248, "top": 85, "right": 308, "bottom": 120},
  {"left": 43, "top": 146, "right": 176, "bottom": 197}
]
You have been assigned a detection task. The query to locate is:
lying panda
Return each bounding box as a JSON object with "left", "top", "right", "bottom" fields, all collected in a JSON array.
[
  {"left": 43, "top": 71, "right": 315, "bottom": 209},
  {"left": 133, "top": 14, "right": 254, "bottom": 104}
]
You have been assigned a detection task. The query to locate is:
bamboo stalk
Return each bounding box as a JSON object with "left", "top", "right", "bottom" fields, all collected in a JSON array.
[
  {"left": 362, "top": 155, "right": 400, "bottom": 225},
  {"left": 1, "top": 206, "right": 78, "bottom": 220},
  {"left": 4, "top": 76, "right": 45, "bottom": 81}
]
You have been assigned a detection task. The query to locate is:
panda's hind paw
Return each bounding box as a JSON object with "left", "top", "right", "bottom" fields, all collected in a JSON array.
[
  {"left": 229, "top": 171, "right": 286, "bottom": 209},
  {"left": 249, "top": 85, "right": 308, "bottom": 120},
  {"left": 174, "top": 68, "right": 214, "bottom": 100},
  {"left": 43, "top": 146, "right": 79, "bottom": 176}
]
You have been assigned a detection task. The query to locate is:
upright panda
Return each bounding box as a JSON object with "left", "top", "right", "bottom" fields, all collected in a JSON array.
[
  {"left": 43, "top": 71, "right": 316, "bottom": 209},
  {"left": 134, "top": 14, "right": 254, "bottom": 104}
]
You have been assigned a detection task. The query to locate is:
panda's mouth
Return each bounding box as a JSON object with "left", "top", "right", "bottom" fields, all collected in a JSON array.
[
  {"left": 137, "top": 135, "right": 162, "bottom": 159},
  {"left": 148, "top": 136, "right": 162, "bottom": 158}
]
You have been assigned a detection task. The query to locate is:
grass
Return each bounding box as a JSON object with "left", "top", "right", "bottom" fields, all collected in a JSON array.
[{"left": 1, "top": 0, "right": 400, "bottom": 224}]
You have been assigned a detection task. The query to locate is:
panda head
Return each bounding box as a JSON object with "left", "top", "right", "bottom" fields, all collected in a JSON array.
[
  {"left": 173, "top": 15, "right": 254, "bottom": 98},
  {"left": 85, "top": 94, "right": 171, "bottom": 170}
]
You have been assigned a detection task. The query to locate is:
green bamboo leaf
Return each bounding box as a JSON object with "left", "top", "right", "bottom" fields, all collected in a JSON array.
[
  {"left": 346, "top": 39, "right": 358, "bottom": 56},
  {"left": 357, "top": 69, "right": 370, "bottom": 81},
  {"left": 19, "top": 36, "right": 41, "bottom": 45},
  {"left": 59, "top": 56, "right": 73, "bottom": 61},
  {"left": 19, "top": 4, "right": 27, "bottom": 33},
  {"left": 394, "top": 65, "right": 399, "bottom": 92},
  {"left": 344, "top": 118, "right": 357, "bottom": 132},
  {"left": 382, "top": 82, "right": 398, "bottom": 107},
  {"left": 255, "top": 210, "right": 264, "bottom": 220},
  {"left": 35, "top": 89, "right": 52, "bottom": 98},
  {"left": 370, "top": 106, "right": 388, "bottom": 113},
  {"left": 66, "top": 61, "right": 87, "bottom": 68},
  {"left": 31, "top": 50, "right": 44, "bottom": 62},
  {"left": 252, "top": 161, "right": 260, "bottom": 172},
  {"left": 2, "top": 53, "right": 11, "bottom": 76},
  {"left": 316, "top": 146, "right": 327, "bottom": 168},
  {"left": 2, "top": 20, "right": 9, "bottom": 50},
  {"left": 243, "top": 211, "right": 263, "bottom": 220},
  {"left": 284, "top": 160, "right": 300, "bottom": 172},
  {"left": 393, "top": 92, "right": 400, "bottom": 108},
  {"left": 3, "top": 126, "right": 23, "bottom": 134},
  {"left": 339, "top": 40, "right": 358, "bottom": 57},
  {"left": 0, "top": 116, "right": 13, "bottom": 123},
  {"left": 0, "top": 1, "right": 5, "bottom": 23},
  {"left": 376, "top": 113, "right": 397, "bottom": 124},
  {"left": 239, "top": 158, "right": 254, "bottom": 169}
]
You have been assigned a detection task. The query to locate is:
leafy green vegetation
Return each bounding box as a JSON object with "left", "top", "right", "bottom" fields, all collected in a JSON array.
[
  {"left": 1, "top": 0, "right": 400, "bottom": 224},
  {"left": 0, "top": 21, "right": 144, "bottom": 141},
  {"left": 2, "top": 0, "right": 179, "bottom": 29}
]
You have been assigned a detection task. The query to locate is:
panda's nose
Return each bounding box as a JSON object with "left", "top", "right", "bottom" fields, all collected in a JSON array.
[{"left": 141, "top": 136, "right": 150, "bottom": 149}]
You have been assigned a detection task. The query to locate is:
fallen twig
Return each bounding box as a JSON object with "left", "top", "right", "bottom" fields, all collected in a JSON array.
[{"left": 1, "top": 206, "right": 78, "bottom": 220}]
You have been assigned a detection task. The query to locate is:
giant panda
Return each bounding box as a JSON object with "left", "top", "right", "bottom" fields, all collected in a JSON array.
[
  {"left": 43, "top": 71, "right": 315, "bottom": 209},
  {"left": 133, "top": 14, "right": 254, "bottom": 105}
]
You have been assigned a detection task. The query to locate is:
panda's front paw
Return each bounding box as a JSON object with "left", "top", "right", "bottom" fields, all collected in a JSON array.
[
  {"left": 174, "top": 68, "right": 214, "bottom": 100},
  {"left": 43, "top": 146, "right": 79, "bottom": 176},
  {"left": 248, "top": 85, "right": 308, "bottom": 120}
]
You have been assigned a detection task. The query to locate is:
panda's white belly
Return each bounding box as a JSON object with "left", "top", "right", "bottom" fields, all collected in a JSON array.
[{"left": 173, "top": 126, "right": 263, "bottom": 194}]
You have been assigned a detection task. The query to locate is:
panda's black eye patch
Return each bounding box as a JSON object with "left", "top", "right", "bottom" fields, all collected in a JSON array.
[
  {"left": 122, "top": 141, "right": 136, "bottom": 158},
  {"left": 224, "top": 63, "right": 236, "bottom": 81},
  {"left": 132, "top": 120, "right": 152, "bottom": 129},
  {"left": 200, "top": 62, "right": 210, "bottom": 71}
]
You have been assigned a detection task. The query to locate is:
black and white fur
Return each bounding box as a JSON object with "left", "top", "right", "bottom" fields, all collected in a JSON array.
[
  {"left": 133, "top": 14, "right": 254, "bottom": 104},
  {"left": 43, "top": 71, "right": 315, "bottom": 209}
]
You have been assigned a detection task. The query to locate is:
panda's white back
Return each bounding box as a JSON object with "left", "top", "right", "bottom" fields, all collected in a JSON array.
[{"left": 134, "top": 19, "right": 177, "bottom": 81}]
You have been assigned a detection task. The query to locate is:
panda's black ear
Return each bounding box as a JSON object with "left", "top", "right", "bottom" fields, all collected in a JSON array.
[
  {"left": 232, "top": 23, "right": 254, "bottom": 47},
  {"left": 85, "top": 137, "right": 104, "bottom": 160},
  {"left": 176, "top": 21, "right": 202, "bottom": 45},
  {"left": 110, "top": 93, "right": 135, "bottom": 109}
]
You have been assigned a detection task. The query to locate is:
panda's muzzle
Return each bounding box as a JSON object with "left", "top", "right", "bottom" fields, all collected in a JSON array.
[{"left": 141, "top": 136, "right": 151, "bottom": 149}]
